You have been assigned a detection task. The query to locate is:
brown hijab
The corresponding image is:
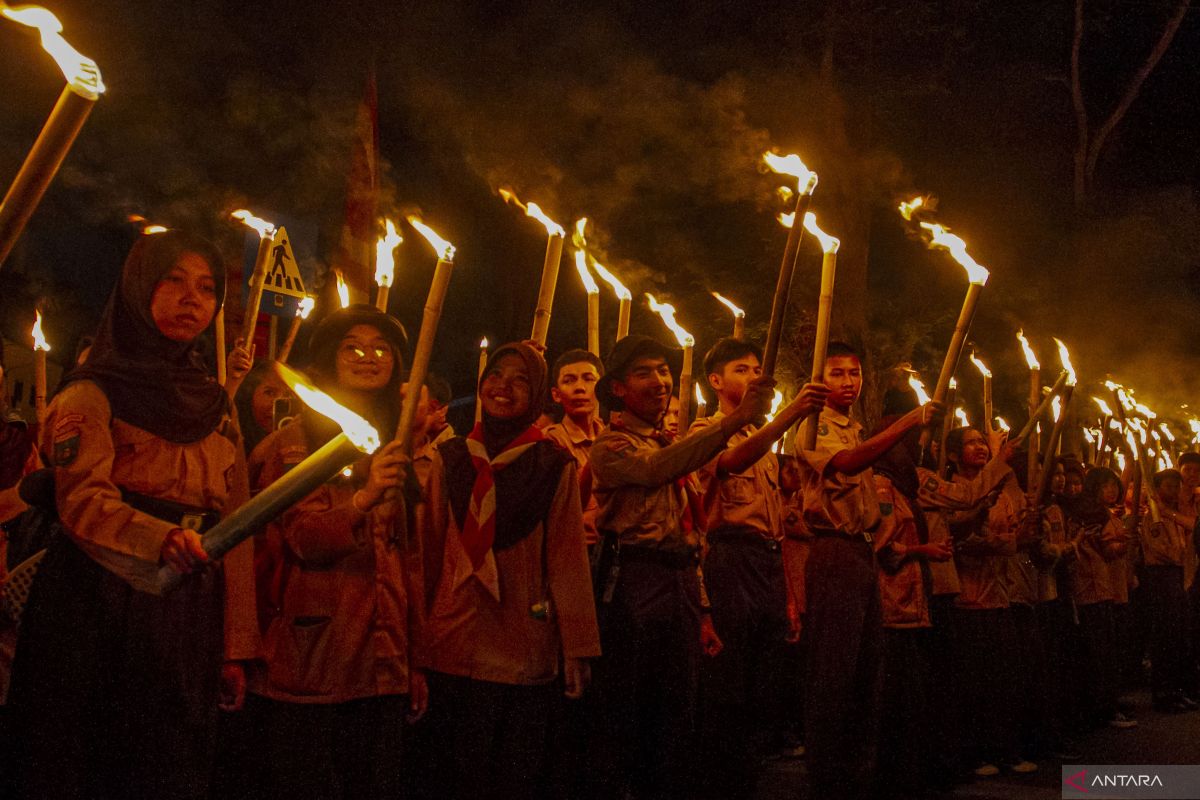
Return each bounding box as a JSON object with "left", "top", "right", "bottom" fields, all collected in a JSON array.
[{"left": 61, "top": 231, "right": 229, "bottom": 443}]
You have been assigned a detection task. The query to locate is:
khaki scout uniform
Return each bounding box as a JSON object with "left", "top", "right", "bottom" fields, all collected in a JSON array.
[
  {"left": 412, "top": 425, "right": 455, "bottom": 491},
  {"left": 688, "top": 412, "right": 787, "bottom": 790},
  {"left": 1140, "top": 510, "right": 1190, "bottom": 701},
  {"left": 1068, "top": 511, "right": 1130, "bottom": 724},
  {"left": 795, "top": 408, "right": 884, "bottom": 800},
  {"left": 588, "top": 412, "right": 730, "bottom": 797},
  {"left": 544, "top": 414, "right": 604, "bottom": 545}
]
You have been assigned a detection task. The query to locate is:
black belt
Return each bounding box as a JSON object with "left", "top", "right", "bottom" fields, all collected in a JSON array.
[
  {"left": 619, "top": 544, "right": 699, "bottom": 570},
  {"left": 120, "top": 488, "right": 220, "bottom": 534},
  {"left": 811, "top": 527, "right": 873, "bottom": 545},
  {"left": 707, "top": 526, "right": 782, "bottom": 552}
]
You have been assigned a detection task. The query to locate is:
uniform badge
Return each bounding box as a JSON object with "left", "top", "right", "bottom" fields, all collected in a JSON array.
[
  {"left": 879, "top": 502, "right": 894, "bottom": 517},
  {"left": 52, "top": 413, "right": 85, "bottom": 466},
  {"left": 923, "top": 477, "right": 940, "bottom": 493},
  {"left": 817, "top": 423, "right": 829, "bottom": 436}
]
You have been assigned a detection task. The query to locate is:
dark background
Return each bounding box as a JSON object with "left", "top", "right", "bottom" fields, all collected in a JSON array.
[{"left": 1, "top": 0, "right": 1196, "bottom": 425}]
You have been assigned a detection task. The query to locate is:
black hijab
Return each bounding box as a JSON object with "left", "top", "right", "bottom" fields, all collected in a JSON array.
[{"left": 60, "top": 231, "right": 229, "bottom": 443}]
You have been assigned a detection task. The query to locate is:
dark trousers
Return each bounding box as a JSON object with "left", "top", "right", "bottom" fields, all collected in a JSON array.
[
  {"left": 424, "top": 672, "right": 554, "bottom": 800},
  {"left": 949, "top": 605, "right": 1019, "bottom": 766},
  {"left": 260, "top": 694, "right": 408, "bottom": 800},
  {"left": 877, "top": 627, "right": 931, "bottom": 796},
  {"left": 1144, "top": 565, "right": 1188, "bottom": 701},
  {"left": 590, "top": 557, "right": 702, "bottom": 799},
  {"left": 804, "top": 535, "right": 884, "bottom": 800},
  {"left": 1077, "top": 600, "right": 1118, "bottom": 725},
  {"left": 1036, "top": 598, "right": 1073, "bottom": 747},
  {"left": 1010, "top": 603, "right": 1049, "bottom": 757},
  {"left": 927, "top": 594, "right": 962, "bottom": 778},
  {"left": 698, "top": 531, "right": 789, "bottom": 797}
]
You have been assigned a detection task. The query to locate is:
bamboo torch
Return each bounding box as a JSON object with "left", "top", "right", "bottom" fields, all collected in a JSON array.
[
  {"left": 573, "top": 250, "right": 601, "bottom": 356},
  {"left": 574, "top": 218, "right": 632, "bottom": 343},
  {"left": 157, "top": 363, "right": 380, "bottom": 593},
  {"left": 214, "top": 308, "right": 226, "bottom": 385},
  {"left": 475, "top": 337, "right": 488, "bottom": 424},
  {"left": 1015, "top": 372, "right": 1069, "bottom": 443},
  {"left": 1189, "top": 419, "right": 1200, "bottom": 454},
  {"left": 1093, "top": 396, "right": 1114, "bottom": 465},
  {"left": 231, "top": 210, "right": 276, "bottom": 348},
  {"left": 334, "top": 269, "right": 351, "bottom": 309},
  {"left": 1017, "top": 330, "right": 1041, "bottom": 485},
  {"left": 1034, "top": 339, "right": 1078, "bottom": 505},
  {"left": 799, "top": 212, "right": 840, "bottom": 450},
  {"left": 695, "top": 383, "right": 707, "bottom": 420},
  {"left": 711, "top": 292, "right": 746, "bottom": 340},
  {"left": 646, "top": 293, "right": 695, "bottom": 428},
  {"left": 30, "top": 309, "right": 49, "bottom": 424},
  {"left": 917, "top": 221, "right": 990, "bottom": 455},
  {"left": 373, "top": 218, "right": 402, "bottom": 312},
  {"left": 937, "top": 378, "right": 957, "bottom": 476},
  {"left": 395, "top": 216, "right": 456, "bottom": 454},
  {"left": 499, "top": 190, "right": 564, "bottom": 346},
  {"left": 277, "top": 296, "right": 315, "bottom": 365},
  {"left": 762, "top": 151, "right": 818, "bottom": 377},
  {"left": 0, "top": 5, "right": 105, "bottom": 268},
  {"left": 968, "top": 351, "right": 994, "bottom": 435}
]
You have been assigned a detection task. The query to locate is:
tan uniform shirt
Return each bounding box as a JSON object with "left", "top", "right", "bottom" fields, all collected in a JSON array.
[
  {"left": 796, "top": 409, "right": 879, "bottom": 537},
  {"left": 1066, "top": 513, "right": 1128, "bottom": 606},
  {"left": 873, "top": 475, "right": 930, "bottom": 628},
  {"left": 1037, "top": 504, "right": 1073, "bottom": 602},
  {"left": 41, "top": 381, "right": 258, "bottom": 659},
  {"left": 591, "top": 412, "right": 728, "bottom": 553},
  {"left": 996, "top": 478, "right": 1039, "bottom": 607},
  {"left": 1141, "top": 511, "right": 1188, "bottom": 567},
  {"left": 688, "top": 412, "right": 782, "bottom": 541},
  {"left": 949, "top": 472, "right": 1015, "bottom": 610},
  {"left": 1180, "top": 488, "right": 1199, "bottom": 587},
  {"left": 544, "top": 415, "right": 604, "bottom": 545},
  {"left": 413, "top": 426, "right": 456, "bottom": 490}
]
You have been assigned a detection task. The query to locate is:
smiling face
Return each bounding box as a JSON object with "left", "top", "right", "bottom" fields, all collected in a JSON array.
[
  {"left": 149, "top": 251, "right": 218, "bottom": 342},
  {"left": 481, "top": 352, "right": 532, "bottom": 420},
  {"left": 822, "top": 355, "right": 862, "bottom": 412},
  {"left": 334, "top": 324, "right": 395, "bottom": 393},
  {"left": 551, "top": 360, "right": 600, "bottom": 420},
  {"left": 709, "top": 353, "right": 761, "bottom": 407},
  {"left": 612, "top": 356, "right": 673, "bottom": 426}
]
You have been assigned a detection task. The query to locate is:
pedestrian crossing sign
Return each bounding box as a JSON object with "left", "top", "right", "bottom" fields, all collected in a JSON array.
[{"left": 262, "top": 227, "right": 306, "bottom": 299}]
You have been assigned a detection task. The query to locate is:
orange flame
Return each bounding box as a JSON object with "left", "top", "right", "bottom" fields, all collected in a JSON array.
[
  {"left": 898, "top": 196, "right": 926, "bottom": 221},
  {"left": 334, "top": 270, "right": 350, "bottom": 309},
  {"left": 908, "top": 373, "right": 931, "bottom": 405},
  {"left": 1016, "top": 329, "right": 1040, "bottom": 370},
  {"left": 919, "top": 222, "right": 989, "bottom": 285},
  {"left": 498, "top": 187, "right": 564, "bottom": 237},
  {"left": 695, "top": 383, "right": 706, "bottom": 407},
  {"left": 573, "top": 218, "right": 631, "bottom": 301},
  {"left": 711, "top": 292, "right": 745, "bottom": 321},
  {"left": 406, "top": 215, "right": 455, "bottom": 261},
  {"left": 802, "top": 212, "right": 840, "bottom": 254},
  {"left": 1, "top": 2, "right": 104, "bottom": 98},
  {"left": 480, "top": 337, "right": 489, "bottom": 349},
  {"left": 374, "top": 218, "right": 403, "bottom": 288},
  {"left": 1053, "top": 338, "right": 1077, "bottom": 386},
  {"left": 30, "top": 309, "right": 49, "bottom": 352},
  {"left": 968, "top": 351, "right": 992, "bottom": 379},
  {"left": 995, "top": 416, "right": 1011, "bottom": 432},
  {"left": 231, "top": 209, "right": 275, "bottom": 239},
  {"left": 763, "top": 151, "right": 818, "bottom": 194},
  {"left": 645, "top": 293, "right": 694, "bottom": 348},
  {"left": 777, "top": 212, "right": 795, "bottom": 229},
  {"left": 1159, "top": 423, "right": 1176, "bottom": 443},
  {"left": 1093, "top": 396, "right": 1114, "bottom": 417},
  {"left": 274, "top": 363, "right": 380, "bottom": 453},
  {"left": 573, "top": 250, "right": 599, "bottom": 294},
  {"left": 955, "top": 407, "right": 970, "bottom": 427},
  {"left": 296, "top": 296, "right": 315, "bottom": 320},
  {"left": 1051, "top": 396, "right": 1062, "bottom": 423}
]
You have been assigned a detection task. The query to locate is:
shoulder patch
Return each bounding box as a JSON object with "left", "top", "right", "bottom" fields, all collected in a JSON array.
[
  {"left": 879, "top": 502, "right": 894, "bottom": 517},
  {"left": 923, "top": 477, "right": 941, "bottom": 493},
  {"left": 817, "top": 423, "right": 829, "bottom": 436},
  {"left": 52, "top": 413, "right": 86, "bottom": 466}
]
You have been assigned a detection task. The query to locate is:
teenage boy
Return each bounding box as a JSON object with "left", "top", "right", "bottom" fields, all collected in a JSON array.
[
  {"left": 795, "top": 341, "right": 940, "bottom": 800},
  {"left": 689, "top": 337, "right": 829, "bottom": 794},
  {"left": 545, "top": 350, "right": 605, "bottom": 545}
]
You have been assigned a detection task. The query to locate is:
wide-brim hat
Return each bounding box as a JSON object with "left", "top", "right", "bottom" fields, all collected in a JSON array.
[
  {"left": 307, "top": 304, "right": 409, "bottom": 365},
  {"left": 595, "top": 334, "right": 681, "bottom": 408}
]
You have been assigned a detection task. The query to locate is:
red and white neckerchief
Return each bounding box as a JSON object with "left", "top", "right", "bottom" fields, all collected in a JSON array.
[{"left": 452, "top": 422, "right": 546, "bottom": 601}]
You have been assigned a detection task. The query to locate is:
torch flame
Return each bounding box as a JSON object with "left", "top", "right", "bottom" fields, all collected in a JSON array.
[
  {"left": 968, "top": 351, "right": 992, "bottom": 378},
  {"left": 1134, "top": 401, "right": 1156, "bottom": 420},
  {"left": 711, "top": 292, "right": 745, "bottom": 321},
  {"left": 142, "top": 225, "right": 167, "bottom": 235},
  {"left": 1, "top": 2, "right": 104, "bottom": 99},
  {"left": 1083, "top": 428, "right": 1096, "bottom": 444},
  {"left": 907, "top": 374, "right": 932, "bottom": 405},
  {"left": 497, "top": 188, "right": 564, "bottom": 237},
  {"left": 273, "top": 363, "right": 380, "bottom": 454},
  {"left": 296, "top": 296, "right": 315, "bottom": 320},
  {"left": 573, "top": 250, "right": 599, "bottom": 294},
  {"left": 645, "top": 293, "right": 694, "bottom": 348},
  {"left": 1093, "top": 396, "right": 1114, "bottom": 417},
  {"left": 995, "top": 416, "right": 1011, "bottom": 433},
  {"left": 334, "top": 270, "right": 350, "bottom": 309},
  {"left": 374, "top": 218, "right": 403, "bottom": 288},
  {"left": 480, "top": 337, "right": 488, "bottom": 349},
  {"left": 1115, "top": 451, "right": 1127, "bottom": 471},
  {"left": 231, "top": 209, "right": 275, "bottom": 240},
  {"left": 950, "top": 377, "right": 958, "bottom": 390},
  {"left": 30, "top": 309, "right": 49, "bottom": 352},
  {"left": 898, "top": 196, "right": 926, "bottom": 221},
  {"left": 1053, "top": 338, "right": 1077, "bottom": 386},
  {"left": 1159, "top": 423, "right": 1176, "bottom": 443},
  {"left": 573, "top": 217, "right": 632, "bottom": 300},
  {"left": 406, "top": 216, "right": 455, "bottom": 261},
  {"left": 955, "top": 407, "right": 970, "bottom": 427},
  {"left": 776, "top": 186, "right": 795, "bottom": 204},
  {"left": 1051, "top": 396, "right": 1062, "bottom": 423},
  {"left": 777, "top": 212, "right": 795, "bottom": 229},
  {"left": 695, "top": 383, "right": 705, "bottom": 407},
  {"left": 763, "top": 151, "right": 818, "bottom": 194},
  {"left": 1189, "top": 418, "right": 1200, "bottom": 443},
  {"left": 1016, "top": 329, "right": 1040, "bottom": 370},
  {"left": 919, "top": 222, "right": 990, "bottom": 285},
  {"left": 803, "top": 212, "right": 840, "bottom": 254}
]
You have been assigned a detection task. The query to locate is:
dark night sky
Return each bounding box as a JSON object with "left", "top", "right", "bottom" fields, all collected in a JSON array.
[{"left": 1, "top": 0, "right": 1197, "bottom": 423}]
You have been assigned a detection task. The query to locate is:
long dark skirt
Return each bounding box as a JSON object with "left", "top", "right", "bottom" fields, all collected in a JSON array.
[{"left": 7, "top": 535, "right": 224, "bottom": 800}]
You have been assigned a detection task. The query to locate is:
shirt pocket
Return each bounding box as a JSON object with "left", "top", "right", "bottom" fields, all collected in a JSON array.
[{"left": 720, "top": 475, "right": 756, "bottom": 506}]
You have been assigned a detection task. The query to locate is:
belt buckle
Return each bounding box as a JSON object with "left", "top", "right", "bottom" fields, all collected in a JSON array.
[
  {"left": 863, "top": 531, "right": 873, "bottom": 545},
  {"left": 180, "top": 513, "right": 204, "bottom": 532}
]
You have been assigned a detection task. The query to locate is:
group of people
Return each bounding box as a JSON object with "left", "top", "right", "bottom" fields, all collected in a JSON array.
[{"left": 0, "top": 229, "right": 1197, "bottom": 800}]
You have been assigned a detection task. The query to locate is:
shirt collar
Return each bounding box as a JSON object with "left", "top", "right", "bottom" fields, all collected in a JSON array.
[
  {"left": 562, "top": 414, "right": 602, "bottom": 444},
  {"left": 822, "top": 406, "right": 854, "bottom": 428},
  {"left": 618, "top": 410, "right": 661, "bottom": 437}
]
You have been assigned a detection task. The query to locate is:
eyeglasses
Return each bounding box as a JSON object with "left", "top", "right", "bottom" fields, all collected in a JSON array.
[{"left": 338, "top": 343, "right": 393, "bottom": 362}]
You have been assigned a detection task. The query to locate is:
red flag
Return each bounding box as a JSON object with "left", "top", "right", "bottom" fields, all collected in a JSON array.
[{"left": 330, "top": 71, "right": 379, "bottom": 304}]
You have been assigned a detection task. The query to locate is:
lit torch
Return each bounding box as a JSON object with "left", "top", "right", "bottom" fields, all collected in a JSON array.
[
  {"left": 231, "top": 209, "right": 277, "bottom": 348},
  {"left": 334, "top": 269, "right": 351, "bottom": 309},
  {"left": 1189, "top": 418, "right": 1200, "bottom": 453},
  {"left": 573, "top": 250, "right": 601, "bottom": 356},
  {"left": 1034, "top": 339, "right": 1077, "bottom": 505},
  {"left": 762, "top": 150, "right": 818, "bottom": 377},
  {"left": 499, "top": 188, "right": 564, "bottom": 347},
  {"left": 156, "top": 362, "right": 380, "bottom": 593},
  {"left": 573, "top": 218, "right": 632, "bottom": 342},
  {"left": 276, "top": 296, "right": 315, "bottom": 365},
  {"left": 0, "top": 3, "right": 105, "bottom": 269},
  {"left": 800, "top": 212, "right": 841, "bottom": 450},
  {"left": 695, "top": 382, "right": 707, "bottom": 420},
  {"left": 1016, "top": 329, "right": 1042, "bottom": 481},
  {"left": 646, "top": 293, "right": 695, "bottom": 427},
  {"left": 373, "top": 218, "right": 402, "bottom": 312},
  {"left": 908, "top": 373, "right": 932, "bottom": 405},
  {"left": 30, "top": 308, "right": 49, "bottom": 424},
  {"left": 711, "top": 292, "right": 746, "bottom": 340},
  {"left": 937, "top": 377, "right": 958, "bottom": 475},
  {"left": 475, "top": 337, "right": 488, "bottom": 423},
  {"left": 396, "top": 215, "right": 456, "bottom": 453},
  {"left": 968, "top": 351, "right": 994, "bottom": 435}
]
